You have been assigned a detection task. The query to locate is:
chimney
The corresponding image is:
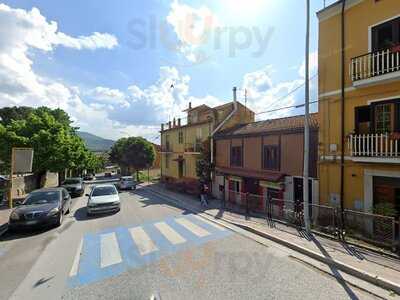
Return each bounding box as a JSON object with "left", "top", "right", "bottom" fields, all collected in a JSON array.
[
  {"left": 189, "top": 102, "right": 192, "bottom": 109},
  {"left": 173, "top": 118, "right": 176, "bottom": 127},
  {"left": 178, "top": 118, "right": 181, "bottom": 127},
  {"left": 168, "top": 121, "right": 171, "bottom": 129},
  {"left": 161, "top": 123, "right": 164, "bottom": 131},
  {"left": 233, "top": 86, "right": 237, "bottom": 102}
]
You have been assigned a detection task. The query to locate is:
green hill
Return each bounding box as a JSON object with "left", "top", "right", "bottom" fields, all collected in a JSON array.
[{"left": 77, "top": 131, "right": 115, "bottom": 152}]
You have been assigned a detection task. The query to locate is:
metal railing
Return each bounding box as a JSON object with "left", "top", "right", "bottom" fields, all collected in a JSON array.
[
  {"left": 221, "top": 192, "right": 399, "bottom": 251},
  {"left": 351, "top": 47, "right": 400, "bottom": 81},
  {"left": 348, "top": 133, "right": 400, "bottom": 158},
  {"left": 343, "top": 209, "right": 397, "bottom": 249}
]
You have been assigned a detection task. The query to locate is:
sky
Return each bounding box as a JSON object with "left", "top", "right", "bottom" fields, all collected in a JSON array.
[{"left": 0, "top": 0, "right": 338, "bottom": 142}]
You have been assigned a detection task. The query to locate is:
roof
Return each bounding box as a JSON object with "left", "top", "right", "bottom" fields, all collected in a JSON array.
[
  {"left": 215, "top": 113, "right": 319, "bottom": 138},
  {"left": 183, "top": 104, "right": 211, "bottom": 113}
]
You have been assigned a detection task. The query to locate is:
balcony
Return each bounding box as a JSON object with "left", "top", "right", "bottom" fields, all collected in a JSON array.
[
  {"left": 184, "top": 142, "right": 202, "bottom": 154},
  {"left": 350, "top": 46, "right": 400, "bottom": 87},
  {"left": 348, "top": 133, "right": 400, "bottom": 163}
]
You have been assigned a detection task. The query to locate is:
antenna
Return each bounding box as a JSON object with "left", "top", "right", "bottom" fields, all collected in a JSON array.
[{"left": 244, "top": 89, "right": 248, "bottom": 115}]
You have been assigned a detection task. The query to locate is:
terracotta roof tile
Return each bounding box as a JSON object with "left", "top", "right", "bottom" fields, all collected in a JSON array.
[{"left": 216, "top": 113, "right": 318, "bottom": 137}]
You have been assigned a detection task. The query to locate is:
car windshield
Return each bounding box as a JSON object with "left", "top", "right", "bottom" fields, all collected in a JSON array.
[
  {"left": 92, "top": 186, "right": 117, "bottom": 196},
  {"left": 64, "top": 179, "right": 81, "bottom": 184},
  {"left": 24, "top": 191, "right": 60, "bottom": 205}
]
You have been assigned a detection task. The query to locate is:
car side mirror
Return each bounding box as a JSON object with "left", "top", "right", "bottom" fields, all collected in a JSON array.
[
  {"left": 15, "top": 201, "right": 23, "bottom": 207},
  {"left": 85, "top": 194, "right": 90, "bottom": 197}
]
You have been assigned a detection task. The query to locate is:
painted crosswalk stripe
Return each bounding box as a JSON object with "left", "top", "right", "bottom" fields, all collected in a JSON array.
[
  {"left": 175, "top": 218, "right": 210, "bottom": 237},
  {"left": 192, "top": 215, "right": 226, "bottom": 231},
  {"left": 100, "top": 232, "right": 122, "bottom": 268},
  {"left": 69, "top": 238, "right": 83, "bottom": 277},
  {"left": 129, "top": 227, "right": 158, "bottom": 255},
  {"left": 154, "top": 222, "right": 186, "bottom": 245}
]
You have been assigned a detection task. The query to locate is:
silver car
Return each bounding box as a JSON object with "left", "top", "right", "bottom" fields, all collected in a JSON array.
[
  {"left": 86, "top": 184, "right": 120, "bottom": 216},
  {"left": 117, "top": 176, "right": 137, "bottom": 190}
]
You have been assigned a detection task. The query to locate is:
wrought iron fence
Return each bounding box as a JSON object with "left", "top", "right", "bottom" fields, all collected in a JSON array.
[
  {"left": 343, "top": 209, "right": 397, "bottom": 249},
  {"left": 220, "top": 192, "right": 399, "bottom": 251}
]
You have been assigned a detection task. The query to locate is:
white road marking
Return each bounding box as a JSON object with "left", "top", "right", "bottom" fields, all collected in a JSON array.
[
  {"left": 69, "top": 238, "right": 83, "bottom": 277},
  {"left": 154, "top": 222, "right": 186, "bottom": 245},
  {"left": 100, "top": 232, "right": 122, "bottom": 268},
  {"left": 193, "top": 215, "right": 226, "bottom": 231},
  {"left": 175, "top": 218, "right": 210, "bottom": 237},
  {"left": 129, "top": 227, "right": 158, "bottom": 255}
]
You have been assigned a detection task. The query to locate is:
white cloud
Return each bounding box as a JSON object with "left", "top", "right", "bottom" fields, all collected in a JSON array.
[
  {"left": 299, "top": 51, "right": 318, "bottom": 78},
  {"left": 88, "top": 87, "right": 130, "bottom": 108},
  {"left": 166, "top": 0, "right": 220, "bottom": 62},
  {"left": 241, "top": 66, "right": 304, "bottom": 119}
]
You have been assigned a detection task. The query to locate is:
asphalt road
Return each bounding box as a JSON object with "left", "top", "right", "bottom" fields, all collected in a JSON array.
[{"left": 0, "top": 185, "right": 380, "bottom": 300}]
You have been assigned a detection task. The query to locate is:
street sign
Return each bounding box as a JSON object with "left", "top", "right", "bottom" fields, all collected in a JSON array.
[{"left": 12, "top": 148, "right": 34, "bottom": 174}]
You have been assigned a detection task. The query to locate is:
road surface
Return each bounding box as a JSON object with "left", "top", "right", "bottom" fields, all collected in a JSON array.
[{"left": 0, "top": 185, "right": 380, "bottom": 300}]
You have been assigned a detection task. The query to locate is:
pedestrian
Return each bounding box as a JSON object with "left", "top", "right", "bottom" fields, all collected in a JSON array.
[{"left": 200, "top": 184, "right": 208, "bottom": 207}]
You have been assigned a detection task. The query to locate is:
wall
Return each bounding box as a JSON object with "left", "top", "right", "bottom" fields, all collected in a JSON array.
[
  {"left": 215, "top": 130, "right": 318, "bottom": 178},
  {"left": 318, "top": 0, "right": 400, "bottom": 208},
  {"left": 12, "top": 174, "right": 37, "bottom": 199}
]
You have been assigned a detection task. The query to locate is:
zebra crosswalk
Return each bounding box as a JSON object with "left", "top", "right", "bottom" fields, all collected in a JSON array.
[{"left": 68, "top": 214, "right": 231, "bottom": 288}]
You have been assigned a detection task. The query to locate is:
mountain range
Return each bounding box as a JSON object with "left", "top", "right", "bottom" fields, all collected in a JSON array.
[{"left": 77, "top": 131, "right": 115, "bottom": 152}]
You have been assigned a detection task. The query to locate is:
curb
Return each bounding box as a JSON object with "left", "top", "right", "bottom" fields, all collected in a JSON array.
[{"left": 144, "top": 186, "right": 400, "bottom": 295}]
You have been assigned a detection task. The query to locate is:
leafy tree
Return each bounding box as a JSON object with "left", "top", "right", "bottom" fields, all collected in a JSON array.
[
  {"left": 110, "top": 137, "right": 155, "bottom": 181},
  {"left": 0, "top": 107, "right": 94, "bottom": 176},
  {"left": 0, "top": 106, "right": 34, "bottom": 126},
  {"left": 196, "top": 139, "right": 213, "bottom": 185}
]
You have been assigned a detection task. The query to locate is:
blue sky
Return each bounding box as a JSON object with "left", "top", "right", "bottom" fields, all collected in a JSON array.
[{"left": 0, "top": 0, "right": 337, "bottom": 141}]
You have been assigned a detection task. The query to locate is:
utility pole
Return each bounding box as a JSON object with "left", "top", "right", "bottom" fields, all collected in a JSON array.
[{"left": 303, "top": 0, "right": 311, "bottom": 232}]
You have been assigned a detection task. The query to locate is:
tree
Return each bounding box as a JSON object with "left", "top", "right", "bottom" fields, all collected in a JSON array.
[
  {"left": 196, "top": 139, "right": 212, "bottom": 185},
  {"left": 110, "top": 137, "right": 155, "bottom": 180},
  {"left": 0, "top": 107, "right": 94, "bottom": 176}
]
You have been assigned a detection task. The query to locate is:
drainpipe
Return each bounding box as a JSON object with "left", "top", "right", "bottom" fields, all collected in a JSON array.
[
  {"left": 210, "top": 87, "right": 239, "bottom": 167},
  {"left": 340, "top": 0, "right": 346, "bottom": 232}
]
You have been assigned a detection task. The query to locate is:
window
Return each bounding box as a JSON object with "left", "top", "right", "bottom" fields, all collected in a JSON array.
[
  {"left": 263, "top": 145, "right": 280, "bottom": 170},
  {"left": 355, "top": 106, "right": 371, "bottom": 134},
  {"left": 372, "top": 17, "right": 400, "bottom": 51},
  {"left": 230, "top": 146, "right": 243, "bottom": 167},
  {"left": 165, "top": 157, "right": 169, "bottom": 169},
  {"left": 375, "top": 103, "right": 392, "bottom": 133},
  {"left": 196, "top": 127, "right": 202, "bottom": 140},
  {"left": 178, "top": 131, "right": 183, "bottom": 144},
  {"left": 231, "top": 180, "right": 240, "bottom": 192}
]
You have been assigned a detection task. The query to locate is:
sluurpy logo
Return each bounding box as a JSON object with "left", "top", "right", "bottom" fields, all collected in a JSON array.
[{"left": 126, "top": 7, "right": 274, "bottom": 67}]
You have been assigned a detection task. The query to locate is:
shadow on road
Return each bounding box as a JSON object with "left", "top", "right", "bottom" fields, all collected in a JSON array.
[
  {"left": 310, "top": 234, "right": 360, "bottom": 300},
  {"left": 131, "top": 188, "right": 201, "bottom": 216},
  {"left": 73, "top": 206, "right": 119, "bottom": 221},
  {"left": 0, "top": 226, "right": 54, "bottom": 242}
]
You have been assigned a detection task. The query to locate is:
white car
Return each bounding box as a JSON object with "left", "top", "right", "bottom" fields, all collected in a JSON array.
[
  {"left": 118, "top": 176, "right": 137, "bottom": 190},
  {"left": 86, "top": 184, "right": 120, "bottom": 216}
]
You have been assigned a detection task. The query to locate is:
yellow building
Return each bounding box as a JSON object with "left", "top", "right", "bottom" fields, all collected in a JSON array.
[
  {"left": 318, "top": 0, "right": 400, "bottom": 214},
  {"left": 160, "top": 88, "right": 255, "bottom": 191}
]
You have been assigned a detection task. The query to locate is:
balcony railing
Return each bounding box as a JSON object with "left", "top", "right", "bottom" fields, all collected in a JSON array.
[
  {"left": 348, "top": 133, "right": 400, "bottom": 158},
  {"left": 350, "top": 46, "right": 400, "bottom": 82},
  {"left": 184, "top": 142, "right": 202, "bottom": 153}
]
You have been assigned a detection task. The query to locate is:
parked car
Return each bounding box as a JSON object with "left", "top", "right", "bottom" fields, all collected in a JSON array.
[
  {"left": 8, "top": 188, "right": 71, "bottom": 230},
  {"left": 117, "top": 176, "right": 137, "bottom": 190},
  {"left": 104, "top": 172, "right": 112, "bottom": 177},
  {"left": 83, "top": 173, "right": 95, "bottom": 181},
  {"left": 86, "top": 184, "right": 120, "bottom": 216},
  {"left": 61, "top": 177, "right": 85, "bottom": 197}
]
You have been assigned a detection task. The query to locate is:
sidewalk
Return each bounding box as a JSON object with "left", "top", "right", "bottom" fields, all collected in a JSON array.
[{"left": 144, "top": 183, "right": 400, "bottom": 294}]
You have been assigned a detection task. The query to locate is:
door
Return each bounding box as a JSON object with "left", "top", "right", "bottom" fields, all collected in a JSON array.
[{"left": 178, "top": 160, "right": 184, "bottom": 178}]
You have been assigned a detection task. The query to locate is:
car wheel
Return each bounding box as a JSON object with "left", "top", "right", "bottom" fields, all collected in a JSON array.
[{"left": 56, "top": 212, "right": 63, "bottom": 227}]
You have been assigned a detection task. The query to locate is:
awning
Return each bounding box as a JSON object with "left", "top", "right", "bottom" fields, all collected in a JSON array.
[
  {"left": 215, "top": 167, "right": 284, "bottom": 182},
  {"left": 260, "top": 181, "right": 283, "bottom": 189}
]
